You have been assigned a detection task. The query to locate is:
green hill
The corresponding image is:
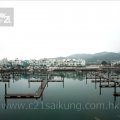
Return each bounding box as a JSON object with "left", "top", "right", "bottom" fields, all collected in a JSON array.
[{"left": 66, "top": 52, "right": 120, "bottom": 64}]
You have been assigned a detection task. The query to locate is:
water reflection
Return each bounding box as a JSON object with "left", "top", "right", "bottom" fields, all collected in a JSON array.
[{"left": 0, "top": 70, "right": 120, "bottom": 111}]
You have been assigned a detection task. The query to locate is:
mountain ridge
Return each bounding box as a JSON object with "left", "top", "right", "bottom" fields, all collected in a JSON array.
[{"left": 56, "top": 52, "right": 120, "bottom": 64}]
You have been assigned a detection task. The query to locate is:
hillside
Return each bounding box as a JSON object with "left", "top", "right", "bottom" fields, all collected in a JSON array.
[{"left": 66, "top": 52, "right": 120, "bottom": 64}]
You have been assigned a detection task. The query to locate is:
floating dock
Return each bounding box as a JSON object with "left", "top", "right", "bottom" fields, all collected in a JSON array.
[
  {"left": 29, "top": 80, "right": 64, "bottom": 82},
  {"left": 5, "top": 80, "right": 48, "bottom": 99},
  {"left": 0, "top": 80, "right": 10, "bottom": 82},
  {"left": 100, "top": 84, "right": 120, "bottom": 88},
  {"left": 91, "top": 80, "right": 114, "bottom": 83},
  {"left": 113, "top": 92, "right": 120, "bottom": 96}
]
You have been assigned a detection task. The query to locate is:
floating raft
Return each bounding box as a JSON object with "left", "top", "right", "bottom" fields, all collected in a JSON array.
[
  {"left": 100, "top": 84, "right": 120, "bottom": 88},
  {"left": 35, "top": 80, "right": 47, "bottom": 97},
  {"left": 110, "top": 77, "right": 120, "bottom": 79},
  {"left": 48, "top": 80, "right": 64, "bottom": 82},
  {"left": 86, "top": 77, "right": 99, "bottom": 79},
  {"left": 28, "top": 80, "right": 43, "bottom": 82},
  {"left": 91, "top": 80, "right": 114, "bottom": 83},
  {"left": 113, "top": 92, "right": 120, "bottom": 96},
  {"left": 5, "top": 94, "right": 36, "bottom": 98},
  {"left": 114, "top": 80, "right": 120, "bottom": 84},
  {"left": 29, "top": 80, "right": 64, "bottom": 82},
  {"left": 0, "top": 80, "right": 10, "bottom": 82},
  {"left": 5, "top": 80, "right": 48, "bottom": 99}
]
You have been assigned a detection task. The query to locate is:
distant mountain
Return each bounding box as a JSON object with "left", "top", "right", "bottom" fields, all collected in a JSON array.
[
  {"left": 62, "top": 52, "right": 120, "bottom": 64},
  {"left": 67, "top": 53, "right": 92, "bottom": 60},
  {"left": 56, "top": 57, "right": 66, "bottom": 60},
  {"left": 89, "top": 52, "right": 120, "bottom": 62}
]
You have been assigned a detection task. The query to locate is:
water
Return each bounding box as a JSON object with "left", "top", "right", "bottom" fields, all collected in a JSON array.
[{"left": 0, "top": 71, "right": 120, "bottom": 120}]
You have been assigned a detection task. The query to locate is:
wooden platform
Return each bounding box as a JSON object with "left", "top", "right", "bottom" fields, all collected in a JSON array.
[
  {"left": 35, "top": 80, "right": 47, "bottom": 97},
  {"left": 5, "top": 94, "right": 36, "bottom": 98},
  {"left": 0, "top": 80, "right": 10, "bottom": 82},
  {"left": 110, "top": 77, "right": 120, "bottom": 79},
  {"left": 5, "top": 80, "right": 48, "bottom": 99},
  {"left": 91, "top": 80, "right": 114, "bottom": 83},
  {"left": 48, "top": 80, "right": 64, "bottom": 82},
  {"left": 29, "top": 80, "right": 64, "bottom": 82},
  {"left": 28, "top": 80, "right": 43, "bottom": 82},
  {"left": 86, "top": 77, "right": 100, "bottom": 79},
  {"left": 100, "top": 84, "right": 120, "bottom": 88},
  {"left": 114, "top": 80, "right": 120, "bottom": 84},
  {"left": 113, "top": 92, "right": 120, "bottom": 96}
]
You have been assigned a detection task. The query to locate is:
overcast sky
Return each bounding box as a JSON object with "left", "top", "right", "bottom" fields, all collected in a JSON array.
[{"left": 0, "top": 1, "right": 120, "bottom": 59}]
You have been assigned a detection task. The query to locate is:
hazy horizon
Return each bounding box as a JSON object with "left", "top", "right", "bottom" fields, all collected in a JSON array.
[
  {"left": 0, "top": 51, "right": 119, "bottom": 60},
  {"left": 0, "top": 1, "right": 120, "bottom": 59}
]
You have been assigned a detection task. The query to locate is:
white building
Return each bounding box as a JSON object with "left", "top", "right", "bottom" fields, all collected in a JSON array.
[
  {"left": 0, "top": 58, "right": 8, "bottom": 65},
  {"left": 0, "top": 58, "right": 86, "bottom": 69},
  {"left": 60, "top": 59, "right": 86, "bottom": 67},
  {"left": 111, "top": 60, "right": 120, "bottom": 66}
]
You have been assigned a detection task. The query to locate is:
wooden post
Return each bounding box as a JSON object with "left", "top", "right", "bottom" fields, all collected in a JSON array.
[
  {"left": 47, "top": 75, "right": 48, "bottom": 87},
  {"left": 47, "top": 82, "right": 48, "bottom": 87},
  {"left": 41, "top": 81, "right": 43, "bottom": 89},
  {"left": 81, "top": 71, "right": 83, "bottom": 77},
  {"left": 28, "top": 80, "right": 30, "bottom": 88},
  {"left": 100, "top": 86, "right": 101, "bottom": 95},
  {"left": 8, "top": 81, "right": 10, "bottom": 88},
  {"left": 41, "top": 93, "right": 43, "bottom": 101},
  {"left": 108, "top": 70, "right": 110, "bottom": 85},
  {"left": 95, "top": 75, "right": 97, "bottom": 89},
  {"left": 86, "top": 78, "right": 87, "bottom": 84},
  {"left": 100, "top": 77, "right": 101, "bottom": 87},
  {"left": 63, "top": 76, "right": 64, "bottom": 88},
  {"left": 114, "top": 81, "right": 117, "bottom": 106},
  {"left": 46, "top": 73, "right": 48, "bottom": 87},
  {"left": 114, "top": 81, "right": 116, "bottom": 94},
  {"left": 5, "top": 83, "right": 7, "bottom": 96},
  {"left": 47, "top": 74, "right": 48, "bottom": 80},
  {"left": 114, "top": 95, "right": 116, "bottom": 107},
  {"left": 86, "top": 72, "right": 87, "bottom": 80},
  {"left": 108, "top": 69, "right": 109, "bottom": 78},
  {"left": 99, "top": 77, "right": 102, "bottom": 95},
  {"left": 5, "top": 97, "right": 7, "bottom": 110}
]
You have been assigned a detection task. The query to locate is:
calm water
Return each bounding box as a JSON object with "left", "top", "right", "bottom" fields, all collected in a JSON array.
[{"left": 0, "top": 71, "right": 120, "bottom": 120}]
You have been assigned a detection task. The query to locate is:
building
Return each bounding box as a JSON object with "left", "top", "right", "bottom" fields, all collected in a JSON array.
[{"left": 111, "top": 60, "right": 120, "bottom": 66}]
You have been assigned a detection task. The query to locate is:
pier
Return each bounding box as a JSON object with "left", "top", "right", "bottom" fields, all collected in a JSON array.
[
  {"left": 0, "top": 68, "right": 119, "bottom": 102},
  {"left": 5, "top": 79, "right": 48, "bottom": 99},
  {"left": 0, "top": 66, "right": 120, "bottom": 73},
  {"left": 4, "top": 72, "right": 64, "bottom": 99}
]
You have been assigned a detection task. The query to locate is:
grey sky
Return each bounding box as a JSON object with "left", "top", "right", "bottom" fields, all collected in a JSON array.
[{"left": 0, "top": 1, "right": 120, "bottom": 59}]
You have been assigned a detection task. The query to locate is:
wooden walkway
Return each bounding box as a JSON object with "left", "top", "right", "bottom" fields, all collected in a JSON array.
[
  {"left": 100, "top": 84, "right": 120, "bottom": 88},
  {"left": 91, "top": 80, "right": 114, "bottom": 83},
  {"left": 5, "top": 80, "right": 48, "bottom": 99},
  {"left": 113, "top": 92, "right": 120, "bottom": 96},
  {"left": 28, "top": 80, "right": 64, "bottom": 82},
  {"left": 48, "top": 80, "right": 63, "bottom": 82},
  {"left": 0, "top": 80, "right": 10, "bottom": 82},
  {"left": 34, "top": 80, "right": 47, "bottom": 97},
  {"left": 5, "top": 76, "right": 64, "bottom": 99},
  {"left": 113, "top": 80, "right": 120, "bottom": 84},
  {"left": 5, "top": 94, "right": 35, "bottom": 98}
]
